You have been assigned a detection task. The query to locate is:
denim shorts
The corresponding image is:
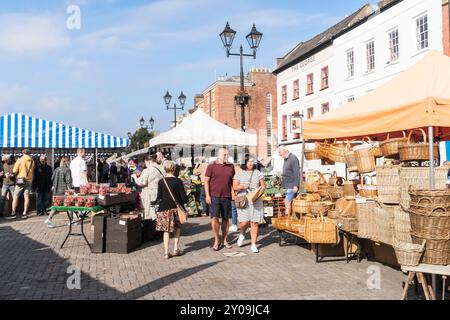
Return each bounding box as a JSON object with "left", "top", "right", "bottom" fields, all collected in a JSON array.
[
  {"left": 210, "top": 197, "right": 232, "bottom": 220},
  {"left": 285, "top": 189, "right": 297, "bottom": 202}
]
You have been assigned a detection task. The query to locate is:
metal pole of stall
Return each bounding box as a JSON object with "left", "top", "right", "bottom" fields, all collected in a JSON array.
[
  {"left": 95, "top": 148, "right": 98, "bottom": 184},
  {"left": 300, "top": 114, "right": 305, "bottom": 192},
  {"left": 428, "top": 126, "right": 437, "bottom": 299},
  {"left": 51, "top": 148, "right": 55, "bottom": 169}
]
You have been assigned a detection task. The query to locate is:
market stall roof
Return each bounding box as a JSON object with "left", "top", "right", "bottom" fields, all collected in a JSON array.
[
  {"left": 149, "top": 109, "right": 257, "bottom": 147},
  {"left": 0, "top": 113, "right": 129, "bottom": 148},
  {"left": 303, "top": 50, "right": 450, "bottom": 141}
]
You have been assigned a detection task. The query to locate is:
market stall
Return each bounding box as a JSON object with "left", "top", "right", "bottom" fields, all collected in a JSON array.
[
  {"left": 272, "top": 51, "right": 450, "bottom": 298},
  {"left": 148, "top": 109, "right": 258, "bottom": 216}
]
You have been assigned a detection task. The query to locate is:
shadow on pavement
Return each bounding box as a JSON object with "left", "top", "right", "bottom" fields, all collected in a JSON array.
[{"left": 0, "top": 224, "right": 222, "bottom": 300}]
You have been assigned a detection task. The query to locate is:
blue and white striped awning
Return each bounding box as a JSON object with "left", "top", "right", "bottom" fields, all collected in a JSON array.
[{"left": 0, "top": 113, "right": 129, "bottom": 149}]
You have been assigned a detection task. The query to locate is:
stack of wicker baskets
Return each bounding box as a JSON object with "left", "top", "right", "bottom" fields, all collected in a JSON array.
[
  {"left": 356, "top": 199, "right": 377, "bottom": 239},
  {"left": 374, "top": 202, "right": 397, "bottom": 246},
  {"left": 399, "top": 167, "right": 447, "bottom": 208},
  {"left": 408, "top": 188, "right": 450, "bottom": 265},
  {"left": 376, "top": 165, "right": 400, "bottom": 204}
]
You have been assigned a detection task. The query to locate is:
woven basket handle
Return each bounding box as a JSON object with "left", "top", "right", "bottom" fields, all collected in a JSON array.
[
  {"left": 416, "top": 197, "right": 432, "bottom": 205},
  {"left": 386, "top": 131, "right": 406, "bottom": 140},
  {"left": 362, "top": 136, "right": 372, "bottom": 145},
  {"left": 419, "top": 239, "right": 426, "bottom": 251},
  {"left": 323, "top": 192, "right": 332, "bottom": 202},
  {"left": 431, "top": 206, "right": 447, "bottom": 213},
  {"left": 407, "top": 128, "right": 427, "bottom": 144}
]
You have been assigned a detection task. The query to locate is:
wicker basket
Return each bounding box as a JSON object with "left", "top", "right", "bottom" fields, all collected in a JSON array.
[
  {"left": 353, "top": 137, "right": 376, "bottom": 173},
  {"left": 328, "top": 180, "right": 345, "bottom": 199},
  {"left": 328, "top": 140, "right": 348, "bottom": 163},
  {"left": 412, "top": 235, "right": 450, "bottom": 265},
  {"left": 357, "top": 200, "right": 377, "bottom": 239},
  {"left": 286, "top": 217, "right": 306, "bottom": 236},
  {"left": 305, "top": 149, "right": 321, "bottom": 161},
  {"left": 358, "top": 176, "right": 378, "bottom": 198},
  {"left": 394, "top": 206, "right": 413, "bottom": 243},
  {"left": 292, "top": 196, "right": 311, "bottom": 215},
  {"left": 304, "top": 171, "right": 321, "bottom": 193},
  {"left": 328, "top": 209, "right": 340, "bottom": 219},
  {"left": 337, "top": 215, "right": 358, "bottom": 232},
  {"left": 399, "top": 167, "right": 448, "bottom": 208},
  {"left": 408, "top": 205, "right": 450, "bottom": 240},
  {"left": 376, "top": 164, "right": 400, "bottom": 204},
  {"left": 315, "top": 140, "right": 331, "bottom": 159},
  {"left": 375, "top": 202, "right": 397, "bottom": 246},
  {"left": 345, "top": 144, "right": 359, "bottom": 173},
  {"left": 272, "top": 216, "right": 290, "bottom": 230},
  {"left": 393, "top": 239, "right": 426, "bottom": 266},
  {"left": 310, "top": 194, "right": 333, "bottom": 216},
  {"left": 408, "top": 186, "right": 450, "bottom": 207},
  {"left": 304, "top": 214, "right": 338, "bottom": 244},
  {"left": 343, "top": 181, "right": 358, "bottom": 199},
  {"left": 370, "top": 142, "right": 383, "bottom": 158},
  {"left": 398, "top": 128, "right": 439, "bottom": 161},
  {"left": 380, "top": 131, "right": 407, "bottom": 158}
]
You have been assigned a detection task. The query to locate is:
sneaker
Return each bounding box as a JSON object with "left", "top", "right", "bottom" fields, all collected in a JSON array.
[
  {"left": 21, "top": 215, "right": 28, "bottom": 219},
  {"left": 251, "top": 244, "right": 259, "bottom": 253},
  {"left": 45, "top": 219, "right": 55, "bottom": 228},
  {"left": 4, "top": 215, "right": 17, "bottom": 220},
  {"left": 229, "top": 224, "right": 238, "bottom": 232},
  {"left": 237, "top": 234, "right": 245, "bottom": 247}
]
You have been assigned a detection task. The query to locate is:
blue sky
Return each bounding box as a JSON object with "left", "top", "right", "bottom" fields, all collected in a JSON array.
[{"left": 0, "top": 0, "right": 369, "bottom": 137}]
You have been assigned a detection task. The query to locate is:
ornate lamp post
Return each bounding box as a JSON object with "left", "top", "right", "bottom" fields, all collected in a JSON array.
[
  {"left": 164, "top": 91, "right": 186, "bottom": 127},
  {"left": 139, "top": 116, "right": 155, "bottom": 130},
  {"left": 219, "top": 22, "right": 263, "bottom": 132}
]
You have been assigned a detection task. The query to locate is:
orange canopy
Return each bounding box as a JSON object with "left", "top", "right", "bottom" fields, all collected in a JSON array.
[{"left": 303, "top": 50, "right": 450, "bottom": 141}]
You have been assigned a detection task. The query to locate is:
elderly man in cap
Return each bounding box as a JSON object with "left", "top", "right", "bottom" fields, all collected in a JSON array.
[
  {"left": 0, "top": 154, "right": 15, "bottom": 217},
  {"left": 32, "top": 154, "right": 53, "bottom": 216},
  {"left": 7, "top": 149, "right": 35, "bottom": 219}
]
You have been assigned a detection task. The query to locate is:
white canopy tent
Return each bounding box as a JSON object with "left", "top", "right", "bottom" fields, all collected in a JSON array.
[{"left": 149, "top": 109, "right": 257, "bottom": 147}]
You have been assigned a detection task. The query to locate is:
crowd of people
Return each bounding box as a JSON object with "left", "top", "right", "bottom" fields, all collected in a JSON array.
[{"left": 0, "top": 146, "right": 301, "bottom": 259}]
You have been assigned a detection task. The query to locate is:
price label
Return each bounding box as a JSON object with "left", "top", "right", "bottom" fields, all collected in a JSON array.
[{"left": 119, "top": 220, "right": 127, "bottom": 226}]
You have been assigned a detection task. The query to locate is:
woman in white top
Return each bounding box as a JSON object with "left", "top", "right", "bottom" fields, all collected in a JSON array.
[
  {"left": 232, "top": 155, "right": 266, "bottom": 253},
  {"left": 134, "top": 154, "right": 165, "bottom": 220}
]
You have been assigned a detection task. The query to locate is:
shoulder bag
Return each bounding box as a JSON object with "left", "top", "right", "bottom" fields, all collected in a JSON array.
[
  {"left": 16, "top": 160, "right": 33, "bottom": 186},
  {"left": 234, "top": 170, "right": 254, "bottom": 209},
  {"left": 161, "top": 177, "right": 188, "bottom": 224}
]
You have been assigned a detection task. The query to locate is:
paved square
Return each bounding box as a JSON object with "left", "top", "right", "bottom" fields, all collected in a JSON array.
[{"left": 0, "top": 214, "right": 406, "bottom": 300}]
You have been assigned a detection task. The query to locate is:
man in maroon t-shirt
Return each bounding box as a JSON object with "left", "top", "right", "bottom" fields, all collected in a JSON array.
[{"left": 205, "top": 148, "right": 235, "bottom": 251}]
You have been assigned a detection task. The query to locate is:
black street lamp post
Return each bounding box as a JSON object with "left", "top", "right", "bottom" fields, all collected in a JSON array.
[
  {"left": 220, "top": 22, "right": 262, "bottom": 132},
  {"left": 139, "top": 116, "right": 155, "bottom": 130},
  {"left": 164, "top": 91, "right": 186, "bottom": 127}
]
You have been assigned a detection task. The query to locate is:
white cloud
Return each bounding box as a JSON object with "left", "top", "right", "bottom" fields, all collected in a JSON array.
[{"left": 0, "top": 13, "right": 70, "bottom": 54}]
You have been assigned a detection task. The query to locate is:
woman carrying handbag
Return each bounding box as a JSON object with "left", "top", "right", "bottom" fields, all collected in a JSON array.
[
  {"left": 232, "top": 155, "right": 266, "bottom": 253},
  {"left": 155, "top": 161, "right": 188, "bottom": 259}
]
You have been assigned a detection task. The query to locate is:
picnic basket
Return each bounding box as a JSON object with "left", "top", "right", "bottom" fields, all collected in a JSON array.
[
  {"left": 398, "top": 128, "right": 439, "bottom": 161},
  {"left": 380, "top": 131, "right": 407, "bottom": 158},
  {"left": 304, "top": 213, "right": 338, "bottom": 244}
]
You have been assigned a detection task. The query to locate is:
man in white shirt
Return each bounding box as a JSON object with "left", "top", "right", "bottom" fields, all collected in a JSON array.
[{"left": 70, "top": 148, "right": 88, "bottom": 192}]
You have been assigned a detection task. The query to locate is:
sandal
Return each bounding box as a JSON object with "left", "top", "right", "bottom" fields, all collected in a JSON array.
[
  {"left": 173, "top": 249, "right": 183, "bottom": 256},
  {"left": 223, "top": 243, "right": 232, "bottom": 249},
  {"left": 164, "top": 253, "right": 172, "bottom": 259},
  {"left": 213, "top": 244, "right": 221, "bottom": 251}
]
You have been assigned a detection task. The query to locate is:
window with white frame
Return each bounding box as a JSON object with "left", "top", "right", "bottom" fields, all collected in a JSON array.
[
  {"left": 346, "top": 49, "right": 354, "bottom": 78},
  {"left": 347, "top": 95, "right": 355, "bottom": 103},
  {"left": 389, "top": 28, "right": 399, "bottom": 62},
  {"left": 416, "top": 14, "right": 428, "bottom": 50},
  {"left": 366, "top": 40, "right": 375, "bottom": 72}
]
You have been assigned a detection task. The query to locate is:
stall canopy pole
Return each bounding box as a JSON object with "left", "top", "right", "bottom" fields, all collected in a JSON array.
[
  {"left": 95, "top": 148, "right": 98, "bottom": 184},
  {"left": 299, "top": 113, "right": 305, "bottom": 192},
  {"left": 428, "top": 126, "right": 437, "bottom": 299},
  {"left": 51, "top": 148, "right": 54, "bottom": 169}
]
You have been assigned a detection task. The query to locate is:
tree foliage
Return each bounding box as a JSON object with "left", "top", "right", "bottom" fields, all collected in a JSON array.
[{"left": 127, "top": 128, "right": 154, "bottom": 152}]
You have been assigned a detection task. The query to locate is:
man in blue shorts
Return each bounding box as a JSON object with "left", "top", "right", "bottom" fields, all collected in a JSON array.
[{"left": 278, "top": 146, "right": 300, "bottom": 217}]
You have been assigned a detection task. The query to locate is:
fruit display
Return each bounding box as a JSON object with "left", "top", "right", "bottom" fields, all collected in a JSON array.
[
  {"left": 65, "top": 189, "right": 75, "bottom": 196},
  {"left": 99, "top": 184, "right": 110, "bottom": 196},
  {"left": 85, "top": 196, "right": 96, "bottom": 207},
  {"left": 79, "top": 185, "right": 90, "bottom": 195},
  {"left": 89, "top": 183, "right": 99, "bottom": 194},
  {"left": 52, "top": 196, "right": 64, "bottom": 206},
  {"left": 64, "top": 196, "right": 75, "bottom": 207},
  {"left": 75, "top": 196, "right": 86, "bottom": 207}
]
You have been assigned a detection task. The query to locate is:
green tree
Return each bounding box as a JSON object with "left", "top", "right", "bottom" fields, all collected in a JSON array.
[{"left": 127, "top": 128, "right": 154, "bottom": 152}]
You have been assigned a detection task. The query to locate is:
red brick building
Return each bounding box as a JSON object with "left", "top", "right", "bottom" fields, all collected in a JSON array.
[{"left": 195, "top": 68, "right": 277, "bottom": 161}]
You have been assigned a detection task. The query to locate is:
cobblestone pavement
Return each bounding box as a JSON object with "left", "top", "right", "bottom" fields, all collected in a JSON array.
[{"left": 0, "top": 214, "right": 407, "bottom": 300}]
